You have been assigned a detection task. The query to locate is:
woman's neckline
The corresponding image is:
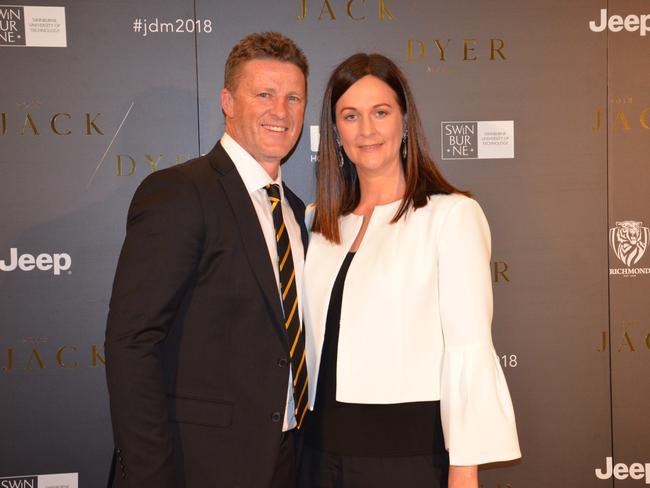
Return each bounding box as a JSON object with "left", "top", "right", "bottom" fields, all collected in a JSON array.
[{"left": 351, "top": 197, "right": 403, "bottom": 217}]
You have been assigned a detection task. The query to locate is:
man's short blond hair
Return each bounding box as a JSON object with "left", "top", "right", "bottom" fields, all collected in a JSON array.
[{"left": 224, "top": 31, "right": 309, "bottom": 91}]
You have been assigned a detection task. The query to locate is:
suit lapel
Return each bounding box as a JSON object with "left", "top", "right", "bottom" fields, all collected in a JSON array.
[
  {"left": 208, "top": 142, "right": 288, "bottom": 351},
  {"left": 283, "top": 183, "right": 309, "bottom": 254}
]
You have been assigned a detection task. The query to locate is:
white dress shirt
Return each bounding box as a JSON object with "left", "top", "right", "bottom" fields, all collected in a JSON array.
[
  {"left": 221, "top": 132, "right": 305, "bottom": 432},
  {"left": 303, "top": 193, "right": 521, "bottom": 464}
]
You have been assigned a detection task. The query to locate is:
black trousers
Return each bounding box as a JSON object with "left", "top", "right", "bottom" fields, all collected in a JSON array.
[
  {"left": 298, "top": 445, "right": 449, "bottom": 488},
  {"left": 270, "top": 430, "right": 300, "bottom": 488}
]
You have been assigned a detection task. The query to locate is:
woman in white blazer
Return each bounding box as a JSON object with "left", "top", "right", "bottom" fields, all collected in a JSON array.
[{"left": 298, "top": 53, "right": 521, "bottom": 488}]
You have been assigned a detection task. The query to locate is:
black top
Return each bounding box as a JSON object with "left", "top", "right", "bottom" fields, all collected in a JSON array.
[{"left": 304, "top": 252, "right": 448, "bottom": 462}]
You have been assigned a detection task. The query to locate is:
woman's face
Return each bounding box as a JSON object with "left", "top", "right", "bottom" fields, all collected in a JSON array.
[{"left": 334, "top": 75, "right": 404, "bottom": 177}]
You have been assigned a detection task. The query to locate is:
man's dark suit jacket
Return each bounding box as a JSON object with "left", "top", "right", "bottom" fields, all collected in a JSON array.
[{"left": 105, "top": 141, "right": 308, "bottom": 488}]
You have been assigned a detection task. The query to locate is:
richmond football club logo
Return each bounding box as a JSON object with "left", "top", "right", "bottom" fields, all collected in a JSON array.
[{"left": 609, "top": 221, "right": 649, "bottom": 267}]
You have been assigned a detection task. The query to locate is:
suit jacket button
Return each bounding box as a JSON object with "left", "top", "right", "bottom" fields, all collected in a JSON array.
[
  {"left": 271, "top": 412, "right": 282, "bottom": 422},
  {"left": 277, "top": 358, "right": 288, "bottom": 367}
]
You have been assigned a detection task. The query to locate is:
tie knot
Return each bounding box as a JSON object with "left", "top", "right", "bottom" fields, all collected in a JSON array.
[{"left": 265, "top": 183, "right": 281, "bottom": 201}]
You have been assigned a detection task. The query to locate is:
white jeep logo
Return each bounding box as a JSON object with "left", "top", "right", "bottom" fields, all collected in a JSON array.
[
  {"left": 589, "top": 9, "right": 650, "bottom": 36},
  {"left": 0, "top": 248, "right": 72, "bottom": 275},
  {"left": 596, "top": 457, "right": 650, "bottom": 484}
]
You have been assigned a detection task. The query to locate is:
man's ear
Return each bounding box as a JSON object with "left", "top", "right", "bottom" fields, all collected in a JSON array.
[{"left": 221, "top": 88, "right": 234, "bottom": 118}]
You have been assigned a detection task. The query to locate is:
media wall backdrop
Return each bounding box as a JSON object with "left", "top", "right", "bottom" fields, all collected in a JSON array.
[{"left": 1, "top": 0, "right": 649, "bottom": 486}]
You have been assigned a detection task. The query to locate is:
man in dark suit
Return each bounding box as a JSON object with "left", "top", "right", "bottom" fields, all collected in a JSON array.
[{"left": 105, "top": 32, "right": 310, "bottom": 488}]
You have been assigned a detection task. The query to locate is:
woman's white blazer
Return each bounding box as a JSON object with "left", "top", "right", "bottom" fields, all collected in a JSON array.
[{"left": 303, "top": 194, "right": 521, "bottom": 465}]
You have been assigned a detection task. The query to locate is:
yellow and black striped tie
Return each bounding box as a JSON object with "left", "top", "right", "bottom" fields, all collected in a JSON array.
[{"left": 264, "top": 184, "right": 309, "bottom": 429}]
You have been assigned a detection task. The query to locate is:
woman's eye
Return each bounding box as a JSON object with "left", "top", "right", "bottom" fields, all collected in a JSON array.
[
  {"left": 376, "top": 110, "right": 388, "bottom": 118},
  {"left": 258, "top": 92, "right": 270, "bottom": 98},
  {"left": 343, "top": 113, "right": 357, "bottom": 121}
]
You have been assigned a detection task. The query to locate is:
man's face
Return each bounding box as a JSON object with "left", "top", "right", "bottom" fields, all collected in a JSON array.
[{"left": 221, "top": 59, "right": 306, "bottom": 168}]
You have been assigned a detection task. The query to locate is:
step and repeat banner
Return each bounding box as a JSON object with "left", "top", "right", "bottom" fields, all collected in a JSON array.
[{"left": 1, "top": 1, "right": 648, "bottom": 486}]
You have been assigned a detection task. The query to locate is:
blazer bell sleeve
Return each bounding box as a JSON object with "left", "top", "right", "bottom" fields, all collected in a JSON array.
[{"left": 437, "top": 197, "right": 521, "bottom": 465}]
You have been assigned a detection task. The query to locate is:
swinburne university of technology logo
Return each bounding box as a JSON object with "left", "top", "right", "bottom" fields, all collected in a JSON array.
[
  {"left": 0, "top": 248, "right": 72, "bottom": 275},
  {"left": 440, "top": 121, "right": 514, "bottom": 160},
  {"left": 0, "top": 472, "right": 77, "bottom": 487},
  {"left": 0, "top": 5, "right": 67, "bottom": 47},
  {"left": 609, "top": 220, "right": 650, "bottom": 276},
  {"left": 0, "top": 476, "right": 37, "bottom": 488}
]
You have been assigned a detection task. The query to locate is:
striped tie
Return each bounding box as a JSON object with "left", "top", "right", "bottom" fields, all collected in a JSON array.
[{"left": 264, "top": 184, "right": 309, "bottom": 429}]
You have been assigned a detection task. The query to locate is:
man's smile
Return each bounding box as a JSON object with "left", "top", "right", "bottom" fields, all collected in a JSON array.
[{"left": 262, "top": 124, "right": 289, "bottom": 133}]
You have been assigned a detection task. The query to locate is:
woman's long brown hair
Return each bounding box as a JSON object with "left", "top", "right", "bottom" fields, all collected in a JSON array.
[{"left": 312, "top": 53, "right": 468, "bottom": 244}]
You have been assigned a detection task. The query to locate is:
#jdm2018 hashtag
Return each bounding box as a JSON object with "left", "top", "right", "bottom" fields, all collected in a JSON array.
[{"left": 131, "top": 17, "right": 213, "bottom": 36}]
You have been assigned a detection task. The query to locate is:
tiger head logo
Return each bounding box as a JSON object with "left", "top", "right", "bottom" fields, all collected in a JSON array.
[{"left": 609, "top": 221, "right": 649, "bottom": 267}]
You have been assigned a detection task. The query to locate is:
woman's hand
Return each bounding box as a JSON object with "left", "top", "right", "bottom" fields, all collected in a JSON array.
[{"left": 448, "top": 465, "right": 478, "bottom": 488}]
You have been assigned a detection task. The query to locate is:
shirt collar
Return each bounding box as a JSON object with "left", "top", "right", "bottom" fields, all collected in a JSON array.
[{"left": 220, "top": 132, "right": 283, "bottom": 196}]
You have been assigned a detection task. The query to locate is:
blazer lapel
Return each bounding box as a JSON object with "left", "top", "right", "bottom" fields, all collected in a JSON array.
[
  {"left": 208, "top": 142, "right": 288, "bottom": 351},
  {"left": 283, "top": 183, "right": 309, "bottom": 254}
]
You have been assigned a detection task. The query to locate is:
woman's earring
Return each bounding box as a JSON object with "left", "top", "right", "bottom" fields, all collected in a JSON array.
[
  {"left": 336, "top": 138, "right": 345, "bottom": 167},
  {"left": 402, "top": 126, "right": 409, "bottom": 160}
]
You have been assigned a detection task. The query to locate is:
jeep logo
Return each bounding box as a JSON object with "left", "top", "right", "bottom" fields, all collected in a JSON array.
[
  {"left": 596, "top": 457, "right": 650, "bottom": 484},
  {"left": 0, "top": 248, "right": 72, "bottom": 275},
  {"left": 589, "top": 9, "right": 650, "bottom": 36}
]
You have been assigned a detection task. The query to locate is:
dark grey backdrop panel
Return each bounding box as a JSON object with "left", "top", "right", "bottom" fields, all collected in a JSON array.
[
  {"left": 195, "top": 1, "right": 611, "bottom": 486},
  {"left": 608, "top": 0, "right": 650, "bottom": 486},
  {"left": 0, "top": 0, "right": 199, "bottom": 485},
  {"left": 2, "top": 0, "right": 649, "bottom": 486},
  {"left": 404, "top": 4, "right": 611, "bottom": 484}
]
